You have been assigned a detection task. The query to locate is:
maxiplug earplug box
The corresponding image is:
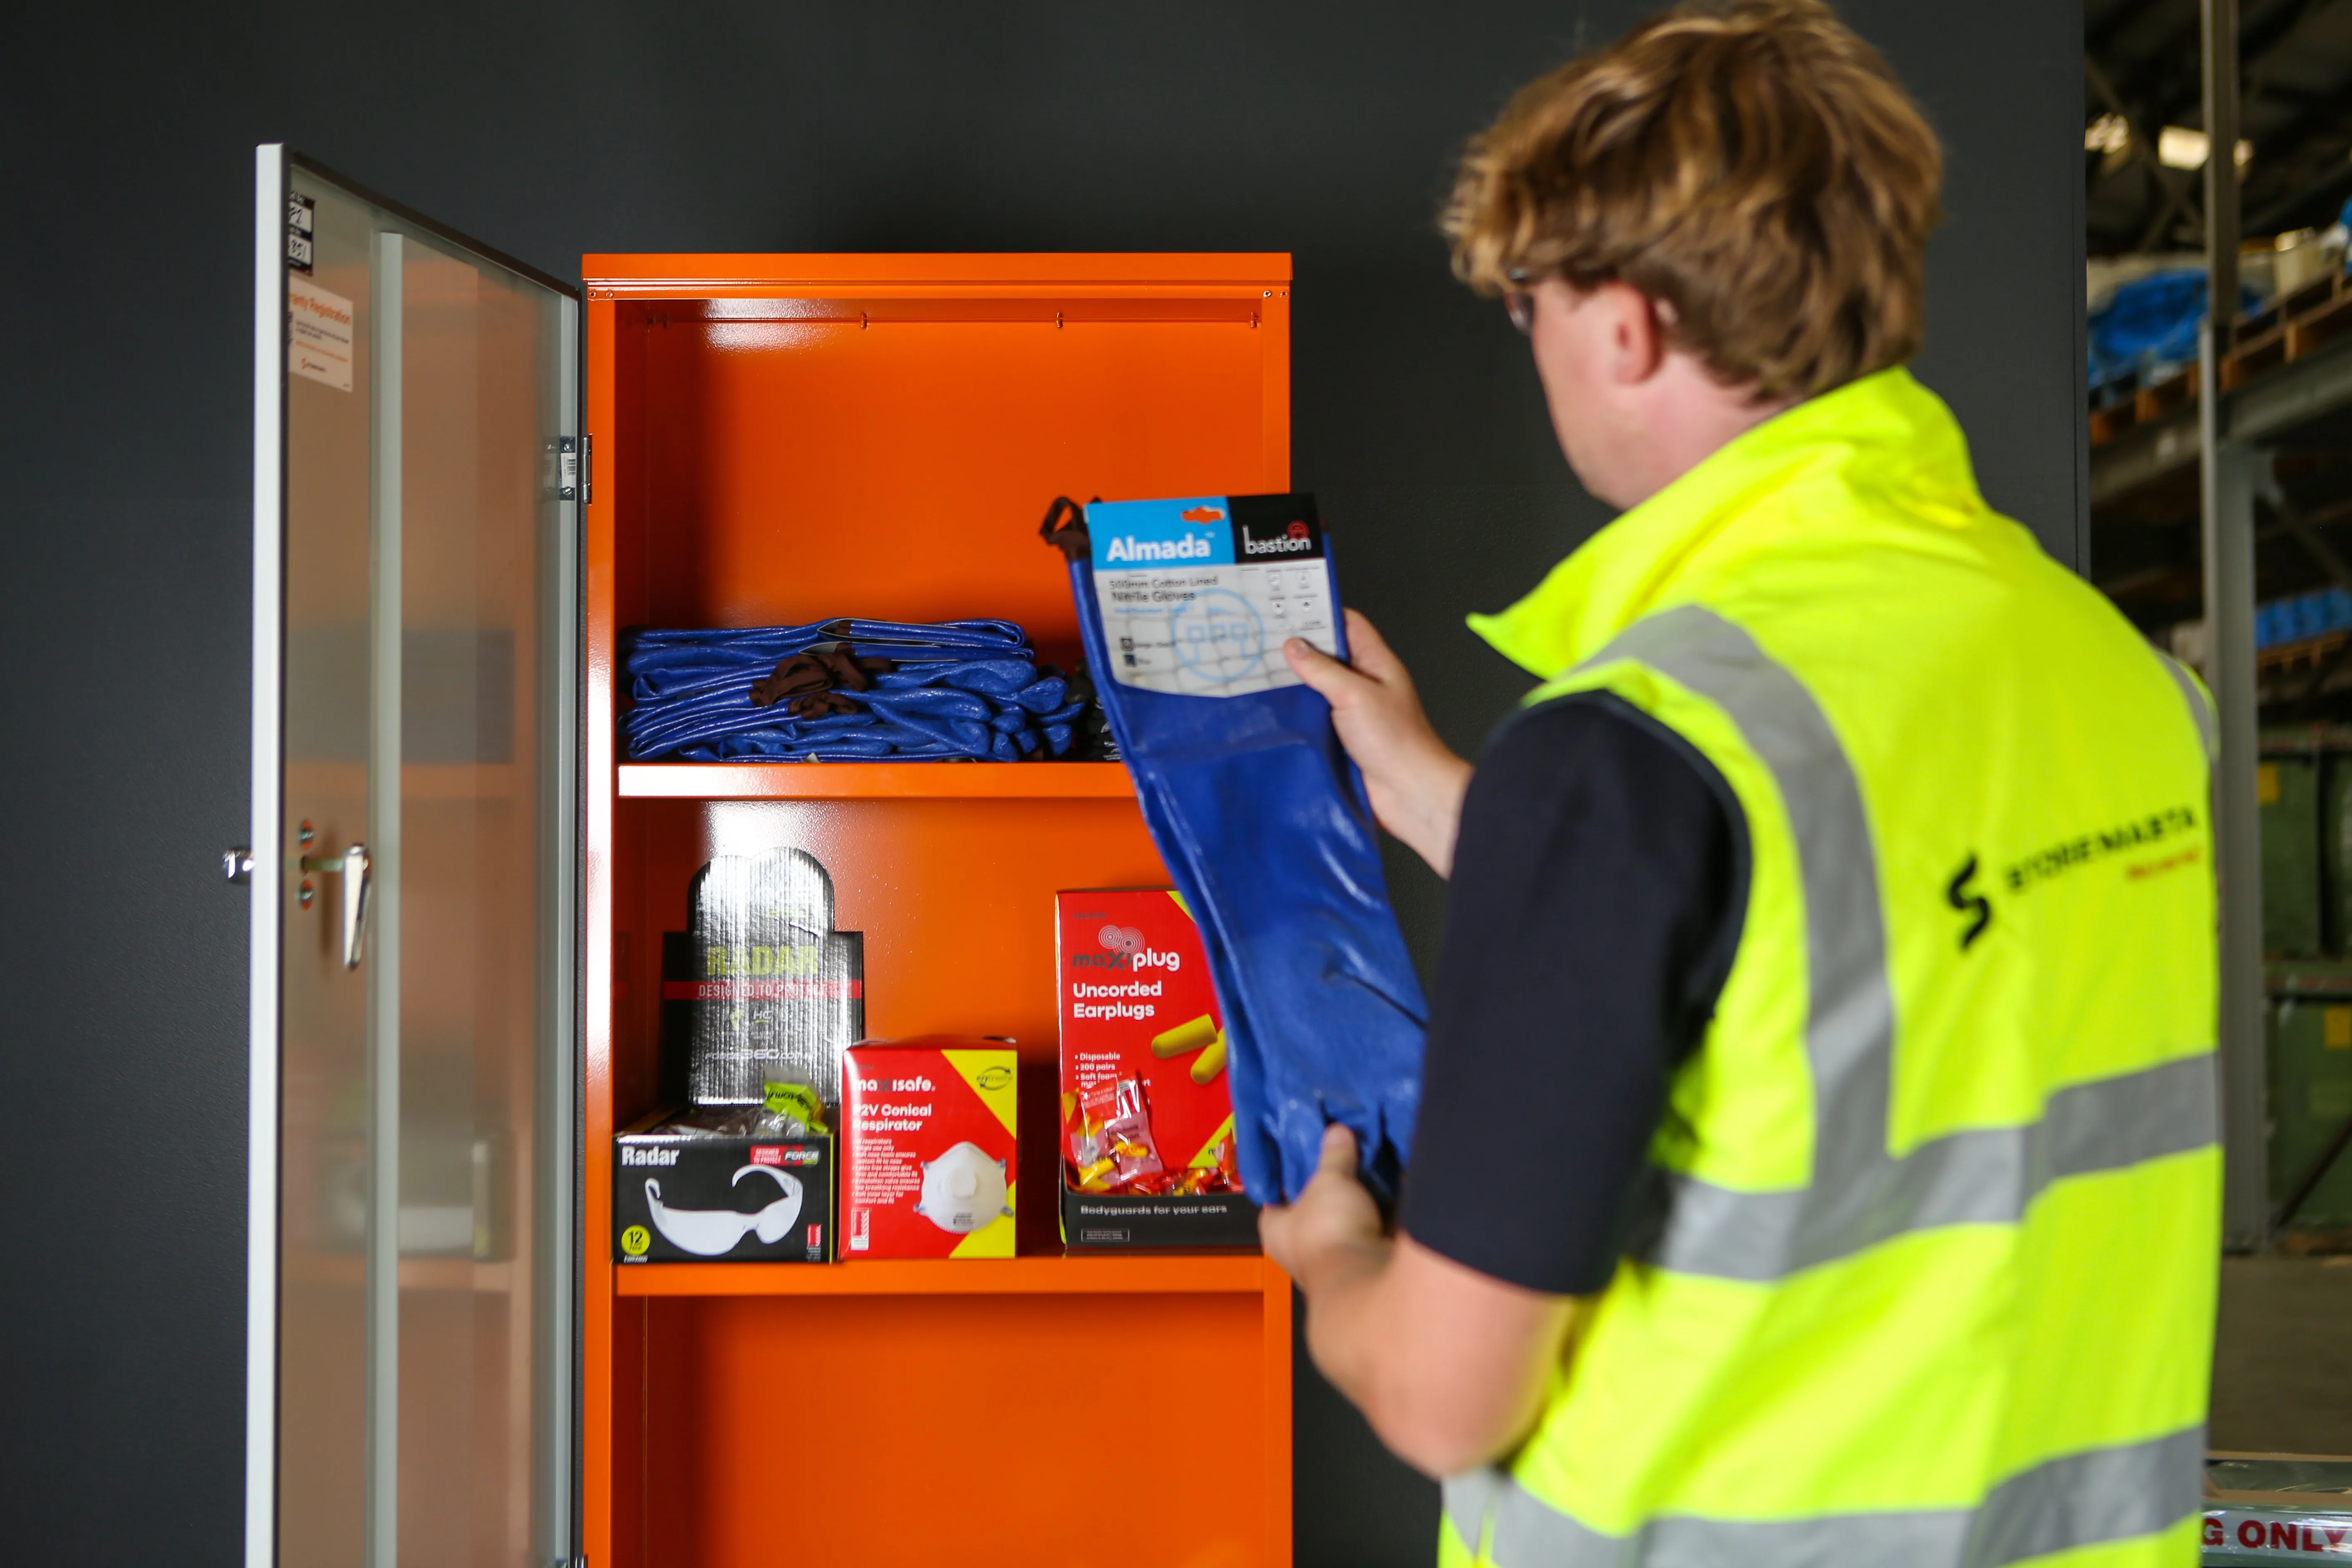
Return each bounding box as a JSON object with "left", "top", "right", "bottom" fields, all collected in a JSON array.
[
  {"left": 842, "top": 1039, "right": 1019, "bottom": 1259},
  {"left": 612, "top": 1108, "right": 834, "bottom": 1265},
  {"left": 1056, "top": 889, "right": 1260, "bottom": 1250}
]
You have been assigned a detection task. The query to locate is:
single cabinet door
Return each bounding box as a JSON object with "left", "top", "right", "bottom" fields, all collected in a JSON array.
[{"left": 247, "top": 144, "right": 581, "bottom": 1568}]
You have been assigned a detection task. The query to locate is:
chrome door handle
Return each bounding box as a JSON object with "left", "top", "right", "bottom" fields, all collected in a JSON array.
[{"left": 300, "top": 844, "right": 372, "bottom": 969}]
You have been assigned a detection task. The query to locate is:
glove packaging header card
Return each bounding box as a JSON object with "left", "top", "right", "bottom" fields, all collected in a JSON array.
[{"left": 1087, "top": 494, "right": 1341, "bottom": 698}]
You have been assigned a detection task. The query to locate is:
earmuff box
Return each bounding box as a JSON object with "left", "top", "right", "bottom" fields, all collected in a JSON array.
[
  {"left": 1056, "top": 889, "right": 1259, "bottom": 1250},
  {"left": 669, "top": 849, "right": 865, "bottom": 1108},
  {"left": 613, "top": 1108, "right": 833, "bottom": 1264},
  {"left": 843, "top": 1040, "right": 1019, "bottom": 1259}
]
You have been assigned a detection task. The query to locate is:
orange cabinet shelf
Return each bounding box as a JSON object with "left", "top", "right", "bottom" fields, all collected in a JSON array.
[
  {"left": 616, "top": 759, "right": 1134, "bottom": 800},
  {"left": 615, "top": 1253, "right": 1270, "bottom": 1297}
]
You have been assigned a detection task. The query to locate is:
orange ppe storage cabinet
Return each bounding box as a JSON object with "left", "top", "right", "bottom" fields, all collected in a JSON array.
[{"left": 582, "top": 254, "right": 1297, "bottom": 1567}]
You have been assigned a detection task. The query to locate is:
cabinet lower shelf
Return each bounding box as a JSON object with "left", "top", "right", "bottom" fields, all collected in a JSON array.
[
  {"left": 617, "top": 760, "right": 1134, "bottom": 800},
  {"left": 614, "top": 1253, "right": 1269, "bottom": 1297}
]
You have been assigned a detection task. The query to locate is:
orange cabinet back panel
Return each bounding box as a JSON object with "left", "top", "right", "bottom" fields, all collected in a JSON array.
[{"left": 584, "top": 256, "right": 1294, "bottom": 1568}]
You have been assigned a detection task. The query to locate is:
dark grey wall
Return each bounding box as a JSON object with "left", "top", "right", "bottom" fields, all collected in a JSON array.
[{"left": 0, "top": 2, "right": 2080, "bottom": 1562}]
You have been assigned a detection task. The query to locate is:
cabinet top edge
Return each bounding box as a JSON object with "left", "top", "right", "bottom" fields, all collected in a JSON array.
[{"left": 580, "top": 251, "right": 1294, "bottom": 289}]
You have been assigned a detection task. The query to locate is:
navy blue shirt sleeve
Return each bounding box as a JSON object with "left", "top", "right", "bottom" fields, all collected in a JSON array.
[{"left": 1397, "top": 691, "right": 1745, "bottom": 1297}]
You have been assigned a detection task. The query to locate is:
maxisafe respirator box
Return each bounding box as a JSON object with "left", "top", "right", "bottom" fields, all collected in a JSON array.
[
  {"left": 1056, "top": 889, "right": 1258, "bottom": 1250},
  {"left": 842, "top": 1040, "right": 1019, "bottom": 1259}
]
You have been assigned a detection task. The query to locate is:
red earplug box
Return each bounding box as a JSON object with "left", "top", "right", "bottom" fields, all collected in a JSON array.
[{"left": 1055, "top": 890, "right": 1260, "bottom": 1250}]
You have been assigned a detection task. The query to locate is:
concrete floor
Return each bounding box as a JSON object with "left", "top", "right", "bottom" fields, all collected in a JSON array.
[{"left": 2213, "top": 1255, "right": 2352, "bottom": 1456}]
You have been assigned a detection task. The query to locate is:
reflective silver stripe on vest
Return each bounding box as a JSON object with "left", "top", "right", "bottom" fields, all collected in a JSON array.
[
  {"left": 1580, "top": 606, "right": 2218, "bottom": 1283},
  {"left": 1444, "top": 1425, "right": 2203, "bottom": 1568},
  {"left": 1446, "top": 1468, "right": 1503, "bottom": 1556},
  {"left": 2155, "top": 652, "right": 2218, "bottom": 764}
]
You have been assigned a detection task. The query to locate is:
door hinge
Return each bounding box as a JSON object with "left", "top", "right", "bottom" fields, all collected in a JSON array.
[{"left": 549, "top": 435, "right": 590, "bottom": 504}]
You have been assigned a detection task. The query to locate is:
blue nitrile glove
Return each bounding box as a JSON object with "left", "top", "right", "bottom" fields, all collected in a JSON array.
[{"left": 1042, "top": 495, "right": 1426, "bottom": 1206}]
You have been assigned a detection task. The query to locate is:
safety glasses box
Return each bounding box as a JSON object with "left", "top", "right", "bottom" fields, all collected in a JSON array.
[
  {"left": 842, "top": 1040, "right": 1020, "bottom": 1259},
  {"left": 1055, "top": 889, "right": 1258, "bottom": 1251},
  {"left": 613, "top": 1108, "right": 833, "bottom": 1264}
]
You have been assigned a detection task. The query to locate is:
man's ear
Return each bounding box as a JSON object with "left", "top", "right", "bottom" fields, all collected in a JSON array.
[{"left": 1602, "top": 281, "right": 1668, "bottom": 385}]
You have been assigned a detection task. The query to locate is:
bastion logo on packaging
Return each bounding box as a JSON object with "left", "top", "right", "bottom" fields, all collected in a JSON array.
[
  {"left": 1232, "top": 494, "right": 1324, "bottom": 560},
  {"left": 1239, "top": 517, "right": 1317, "bottom": 557}
]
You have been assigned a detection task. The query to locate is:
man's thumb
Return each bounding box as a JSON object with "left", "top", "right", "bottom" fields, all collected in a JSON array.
[
  {"left": 1284, "top": 636, "right": 1362, "bottom": 703},
  {"left": 1317, "top": 1121, "right": 1359, "bottom": 1179}
]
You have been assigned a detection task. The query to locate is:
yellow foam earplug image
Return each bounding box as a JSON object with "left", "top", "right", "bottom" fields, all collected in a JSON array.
[
  {"left": 1152, "top": 1012, "right": 1219, "bottom": 1059},
  {"left": 1190, "top": 1031, "right": 1226, "bottom": 1085}
]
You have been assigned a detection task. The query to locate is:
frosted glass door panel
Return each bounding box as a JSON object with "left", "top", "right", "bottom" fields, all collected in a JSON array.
[{"left": 262, "top": 151, "right": 576, "bottom": 1568}]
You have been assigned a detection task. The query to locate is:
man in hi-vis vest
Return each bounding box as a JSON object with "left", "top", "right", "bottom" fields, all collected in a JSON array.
[{"left": 1258, "top": 2, "right": 2220, "bottom": 1563}]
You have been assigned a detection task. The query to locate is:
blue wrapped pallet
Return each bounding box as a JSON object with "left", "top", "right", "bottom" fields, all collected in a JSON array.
[{"left": 2253, "top": 588, "right": 2352, "bottom": 654}]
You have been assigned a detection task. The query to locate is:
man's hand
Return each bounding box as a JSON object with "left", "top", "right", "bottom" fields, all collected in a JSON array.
[
  {"left": 1261, "top": 1123, "right": 1390, "bottom": 1294},
  {"left": 1263, "top": 1124, "right": 1578, "bottom": 1479},
  {"left": 1285, "top": 610, "right": 1473, "bottom": 876}
]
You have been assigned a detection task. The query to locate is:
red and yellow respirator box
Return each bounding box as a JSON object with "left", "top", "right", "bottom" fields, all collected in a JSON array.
[
  {"left": 1056, "top": 890, "right": 1258, "bottom": 1249},
  {"left": 842, "top": 1039, "right": 1018, "bottom": 1259}
]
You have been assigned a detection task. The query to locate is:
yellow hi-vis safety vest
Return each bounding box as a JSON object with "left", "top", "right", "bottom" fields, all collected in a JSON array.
[{"left": 1439, "top": 367, "right": 2220, "bottom": 1568}]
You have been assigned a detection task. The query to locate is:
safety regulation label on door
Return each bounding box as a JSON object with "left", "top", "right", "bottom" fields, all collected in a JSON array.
[
  {"left": 1087, "top": 494, "right": 1340, "bottom": 698},
  {"left": 288, "top": 277, "right": 355, "bottom": 391}
]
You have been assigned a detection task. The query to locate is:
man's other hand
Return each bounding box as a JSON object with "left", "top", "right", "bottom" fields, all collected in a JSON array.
[
  {"left": 1261, "top": 1123, "right": 1387, "bottom": 1290},
  {"left": 1262, "top": 1123, "right": 1577, "bottom": 1479},
  {"left": 1284, "top": 609, "right": 1474, "bottom": 876}
]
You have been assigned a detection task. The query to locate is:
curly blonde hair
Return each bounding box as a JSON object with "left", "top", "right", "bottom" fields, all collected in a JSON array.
[{"left": 1445, "top": 0, "right": 1942, "bottom": 400}]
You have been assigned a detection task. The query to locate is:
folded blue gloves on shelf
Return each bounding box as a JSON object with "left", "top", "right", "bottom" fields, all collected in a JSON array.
[
  {"left": 623, "top": 618, "right": 1091, "bottom": 762},
  {"left": 1044, "top": 495, "right": 1427, "bottom": 1207}
]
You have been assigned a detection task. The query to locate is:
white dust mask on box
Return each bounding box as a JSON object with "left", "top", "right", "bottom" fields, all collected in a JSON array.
[
  {"left": 913, "top": 1141, "right": 1010, "bottom": 1235},
  {"left": 645, "top": 1163, "right": 803, "bottom": 1257}
]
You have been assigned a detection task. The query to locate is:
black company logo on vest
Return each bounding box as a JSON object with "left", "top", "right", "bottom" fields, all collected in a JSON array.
[
  {"left": 1946, "top": 855, "right": 1993, "bottom": 952},
  {"left": 2000, "top": 804, "right": 2203, "bottom": 896}
]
